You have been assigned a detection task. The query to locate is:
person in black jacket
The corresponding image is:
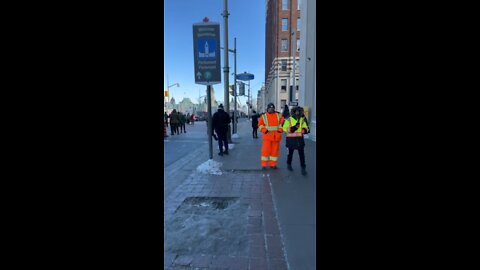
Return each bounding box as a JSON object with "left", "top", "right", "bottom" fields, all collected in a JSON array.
[
  {"left": 251, "top": 110, "right": 260, "bottom": 138},
  {"left": 282, "top": 104, "right": 290, "bottom": 119},
  {"left": 211, "top": 104, "right": 231, "bottom": 156}
]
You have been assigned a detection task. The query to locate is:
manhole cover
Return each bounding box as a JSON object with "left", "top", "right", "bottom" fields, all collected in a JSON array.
[{"left": 165, "top": 197, "right": 249, "bottom": 256}]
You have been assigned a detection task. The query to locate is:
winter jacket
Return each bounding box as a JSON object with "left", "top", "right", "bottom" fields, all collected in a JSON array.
[
  {"left": 211, "top": 109, "right": 231, "bottom": 134},
  {"left": 282, "top": 115, "right": 309, "bottom": 149},
  {"left": 258, "top": 112, "right": 284, "bottom": 142},
  {"left": 169, "top": 112, "right": 180, "bottom": 124},
  {"left": 179, "top": 114, "right": 186, "bottom": 124},
  {"left": 251, "top": 114, "right": 259, "bottom": 128}
]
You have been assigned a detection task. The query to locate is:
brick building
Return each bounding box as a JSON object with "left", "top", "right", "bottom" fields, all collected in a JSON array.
[{"left": 265, "top": 0, "right": 301, "bottom": 110}]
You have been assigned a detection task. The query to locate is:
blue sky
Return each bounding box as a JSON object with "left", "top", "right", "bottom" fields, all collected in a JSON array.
[{"left": 164, "top": 0, "right": 265, "bottom": 106}]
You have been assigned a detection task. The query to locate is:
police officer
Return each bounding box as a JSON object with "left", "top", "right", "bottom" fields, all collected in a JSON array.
[{"left": 282, "top": 106, "right": 309, "bottom": 175}]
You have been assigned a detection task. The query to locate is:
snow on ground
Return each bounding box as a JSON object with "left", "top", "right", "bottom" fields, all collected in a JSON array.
[
  {"left": 232, "top": 133, "right": 240, "bottom": 139},
  {"left": 196, "top": 159, "right": 223, "bottom": 175},
  {"left": 228, "top": 144, "right": 235, "bottom": 150},
  {"left": 304, "top": 134, "right": 310, "bottom": 139}
]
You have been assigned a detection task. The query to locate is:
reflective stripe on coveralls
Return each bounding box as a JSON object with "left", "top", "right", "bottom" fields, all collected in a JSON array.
[{"left": 261, "top": 113, "right": 282, "bottom": 163}]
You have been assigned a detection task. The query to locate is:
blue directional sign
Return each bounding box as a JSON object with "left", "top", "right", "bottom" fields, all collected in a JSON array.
[
  {"left": 236, "top": 72, "right": 254, "bottom": 81},
  {"left": 193, "top": 22, "right": 221, "bottom": 85}
]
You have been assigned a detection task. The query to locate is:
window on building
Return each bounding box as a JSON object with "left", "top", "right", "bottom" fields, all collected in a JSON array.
[
  {"left": 298, "top": 0, "right": 301, "bottom": 10},
  {"left": 297, "top": 18, "right": 301, "bottom": 31},
  {"left": 281, "top": 39, "right": 288, "bottom": 52},
  {"left": 281, "top": 79, "right": 287, "bottom": 91},
  {"left": 296, "top": 79, "right": 299, "bottom": 90},
  {"left": 281, "top": 59, "right": 287, "bottom": 71},
  {"left": 282, "top": 0, "right": 289, "bottom": 10},
  {"left": 282, "top": 18, "right": 288, "bottom": 31},
  {"left": 297, "top": 39, "right": 300, "bottom": 52},
  {"left": 281, "top": 99, "right": 287, "bottom": 108}
]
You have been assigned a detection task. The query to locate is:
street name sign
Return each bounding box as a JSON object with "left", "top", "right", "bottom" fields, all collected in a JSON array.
[
  {"left": 236, "top": 72, "right": 254, "bottom": 81},
  {"left": 193, "top": 21, "right": 221, "bottom": 85}
]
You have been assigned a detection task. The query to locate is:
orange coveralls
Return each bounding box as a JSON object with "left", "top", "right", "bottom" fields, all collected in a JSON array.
[{"left": 258, "top": 112, "right": 285, "bottom": 167}]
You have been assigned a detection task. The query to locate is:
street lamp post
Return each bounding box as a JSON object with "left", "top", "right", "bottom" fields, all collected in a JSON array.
[
  {"left": 166, "top": 74, "right": 180, "bottom": 110},
  {"left": 221, "top": 37, "right": 238, "bottom": 134}
]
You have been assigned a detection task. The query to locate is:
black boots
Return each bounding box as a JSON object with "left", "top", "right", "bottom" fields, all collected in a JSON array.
[
  {"left": 301, "top": 167, "right": 307, "bottom": 175},
  {"left": 287, "top": 164, "right": 293, "bottom": 171}
]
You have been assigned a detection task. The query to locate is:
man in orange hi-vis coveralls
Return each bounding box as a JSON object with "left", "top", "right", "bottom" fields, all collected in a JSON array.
[{"left": 258, "top": 103, "right": 285, "bottom": 170}]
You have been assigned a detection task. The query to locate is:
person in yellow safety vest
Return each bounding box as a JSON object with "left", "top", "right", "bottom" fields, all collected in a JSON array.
[
  {"left": 258, "top": 103, "right": 285, "bottom": 170},
  {"left": 282, "top": 106, "right": 310, "bottom": 175}
]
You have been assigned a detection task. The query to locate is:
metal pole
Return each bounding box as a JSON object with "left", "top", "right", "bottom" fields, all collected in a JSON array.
[
  {"left": 207, "top": 85, "right": 213, "bottom": 159},
  {"left": 167, "top": 74, "right": 170, "bottom": 105},
  {"left": 292, "top": 31, "right": 297, "bottom": 103},
  {"left": 248, "top": 80, "right": 251, "bottom": 117},
  {"left": 222, "top": 0, "right": 231, "bottom": 142},
  {"left": 233, "top": 37, "right": 237, "bottom": 134}
]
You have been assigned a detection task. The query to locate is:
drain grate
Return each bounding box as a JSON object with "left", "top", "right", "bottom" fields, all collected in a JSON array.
[
  {"left": 176, "top": 197, "right": 238, "bottom": 212},
  {"left": 165, "top": 197, "right": 249, "bottom": 256}
]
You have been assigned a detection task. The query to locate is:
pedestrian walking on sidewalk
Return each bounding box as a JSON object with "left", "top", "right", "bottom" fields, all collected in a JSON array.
[
  {"left": 282, "top": 106, "right": 310, "bottom": 175},
  {"left": 190, "top": 113, "right": 195, "bottom": 125},
  {"left": 282, "top": 104, "right": 290, "bottom": 119},
  {"left": 169, "top": 109, "right": 180, "bottom": 135},
  {"left": 211, "top": 104, "right": 231, "bottom": 156},
  {"left": 179, "top": 112, "right": 187, "bottom": 133},
  {"left": 164, "top": 112, "right": 169, "bottom": 127},
  {"left": 251, "top": 110, "right": 260, "bottom": 138},
  {"left": 258, "top": 103, "right": 285, "bottom": 169}
]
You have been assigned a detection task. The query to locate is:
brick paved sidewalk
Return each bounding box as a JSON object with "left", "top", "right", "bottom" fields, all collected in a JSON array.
[{"left": 164, "top": 170, "right": 288, "bottom": 270}]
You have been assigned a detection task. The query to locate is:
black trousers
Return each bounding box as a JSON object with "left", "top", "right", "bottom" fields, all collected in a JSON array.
[
  {"left": 181, "top": 123, "right": 186, "bottom": 132},
  {"left": 170, "top": 123, "right": 179, "bottom": 135},
  {"left": 252, "top": 127, "right": 258, "bottom": 137},
  {"left": 287, "top": 147, "right": 306, "bottom": 168},
  {"left": 216, "top": 131, "right": 228, "bottom": 153}
]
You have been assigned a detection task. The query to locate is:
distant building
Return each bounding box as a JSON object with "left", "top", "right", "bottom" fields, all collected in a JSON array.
[
  {"left": 265, "top": 0, "right": 301, "bottom": 110},
  {"left": 257, "top": 86, "right": 266, "bottom": 113}
]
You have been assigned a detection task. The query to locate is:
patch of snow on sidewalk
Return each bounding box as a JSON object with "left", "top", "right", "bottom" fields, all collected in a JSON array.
[
  {"left": 232, "top": 133, "right": 240, "bottom": 139},
  {"left": 228, "top": 144, "right": 235, "bottom": 150},
  {"left": 304, "top": 134, "right": 310, "bottom": 139},
  {"left": 196, "top": 159, "right": 223, "bottom": 175}
]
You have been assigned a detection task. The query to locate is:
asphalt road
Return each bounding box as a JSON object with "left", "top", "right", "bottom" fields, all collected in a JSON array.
[{"left": 164, "top": 121, "right": 209, "bottom": 167}]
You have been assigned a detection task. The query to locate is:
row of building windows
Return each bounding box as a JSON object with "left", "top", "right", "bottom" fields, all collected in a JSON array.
[
  {"left": 281, "top": 18, "right": 301, "bottom": 31},
  {"left": 280, "top": 79, "right": 299, "bottom": 91},
  {"left": 282, "top": 0, "right": 301, "bottom": 11},
  {"left": 281, "top": 39, "right": 300, "bottom": 52}
]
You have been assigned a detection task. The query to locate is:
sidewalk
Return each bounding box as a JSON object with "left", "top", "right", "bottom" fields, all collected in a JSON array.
[{"left": 164, "top": 118, "right": 316, "bottom": 270}]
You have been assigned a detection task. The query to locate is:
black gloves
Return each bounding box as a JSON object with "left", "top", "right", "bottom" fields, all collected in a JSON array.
[
  {"left": 290, "top": 127, "right": 297, "bottom": 133},
  {"left": 264, "top": 130, "right": 269, "bottom": 134}
]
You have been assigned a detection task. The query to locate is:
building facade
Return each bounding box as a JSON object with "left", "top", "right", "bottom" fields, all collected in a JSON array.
[
  {"left": 265, "top": 0, "right": 301, "bottom": 111},
  {"left": 257, "top": 86, "right": 266, "bottom": 113},
  {"left": 298, "top": 0, "right": 316, "bottom": 141}
]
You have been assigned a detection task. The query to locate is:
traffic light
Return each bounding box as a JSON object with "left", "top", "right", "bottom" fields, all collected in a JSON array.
[{"left": 239, "top": 82, "right": 245, "bottom": 96}]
